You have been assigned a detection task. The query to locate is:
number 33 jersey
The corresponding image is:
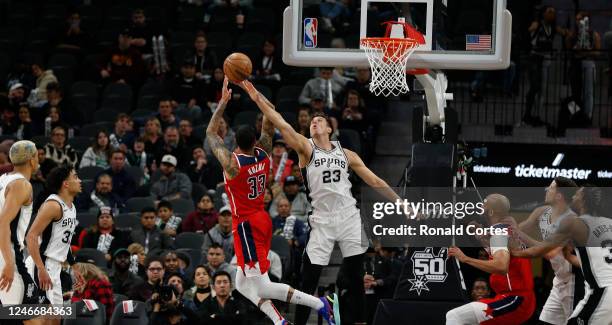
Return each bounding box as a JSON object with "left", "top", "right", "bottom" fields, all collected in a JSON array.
[
  {"left": 225, "top": 147, "right": 271, "bottom": 219},
  {"left": 38, "top": 194, "right": 77, "bottom": 262},
  {"left": 302, "top": 139, "right": 356, "bottom": 214},
  {"left": 576, "top": 214, "right": 612, "bottom": 288}
]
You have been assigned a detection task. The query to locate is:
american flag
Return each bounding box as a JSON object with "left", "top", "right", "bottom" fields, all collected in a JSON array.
[{"left": 466, "top": 34, "right": 492, "bottom": 51}]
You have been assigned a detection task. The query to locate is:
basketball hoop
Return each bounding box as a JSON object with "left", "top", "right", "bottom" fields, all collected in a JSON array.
[{"left": 361, "top": 20, "right": 426, "bottom": 97}]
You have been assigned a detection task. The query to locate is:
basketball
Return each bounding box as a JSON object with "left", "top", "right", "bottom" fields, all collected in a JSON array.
[{"left": 223, "top": 52, "right": 252, "bottom": 83}]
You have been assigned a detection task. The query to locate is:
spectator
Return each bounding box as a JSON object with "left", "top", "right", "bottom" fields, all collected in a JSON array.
[
  {"left": 186, "top": 146, "right": 223, "bottom": 190},
  {"left": 110, "top": 113, "right": 135, "bottom": 151},
  {"left": 183, "top": 265, "right": 213, "bottom": 309},
  {"left": 98, "top": 28, "right": 146, "bottom": 87},
  {"left": 169, "top": 57, "right": 206, "bottom": 122},
  {"left": 340, "top": 90, "right": 368, "bottom": 134},
  {"left": 269, "top": 176, "right": 310, "bottom": 221},
  {"left": 33, "top": 147, "right": 57, "bottom": 183},
  {"left": 130, "top": 207, "right": 174, "bottom": 255},
  {"left": 5, "top": 83, "right": 26, "bottom": 111},
  {"left": 143, "top": 117, "right": 164, "bottom": 157},
  {"left": 128, "top": 257, "right": 165, "bottom": 301},
  {"left": 79, "top": 175, "right": 121, "bottom": 215},
  {"left": 203, "top": 115, "right": 235, "bottom": 159},
  {"left": 263, "top": 187, "right": 273, "bottom": 214},
  {"left": 40, "top": 82, "right": 82, "bottom": 127},
  {"left": 199, "top": 271, "right": 247, "bottom": 325},
  {"left": 151, "top": 154, "right": 193, "bottom": 201},
  {"left": 345, "top": 67, "right": 384, "bottom": 110},
  {"left": 299, "top": 67, "right": 344, "bottom": 110},
  {"left": 252, "top": 39, "right": 283, "bottom": 89},
  {"left": 294, "top": 106, "right": 311, "bottom": 137},
  {"left": 44, "top": 126, "right": 79, "bottom": 167},
  {"left": 269, "top": 138, "right": 293, "bottom": 185},
  {"left": 201, "top": 206, "right": 234, "bottom": 263},
  {"left": 29, "top": 61, "right": 58, "bottom": 107},
  {"left": 156, "top": 126, "right": 190, "bottom": 169},
  {"left": 16, "top": 105, "right": 34, "bottom": 140},
  {"left": 127, "top": 136, "right": 151, "bottom": 171},
  {"left": 79, "top": 130, "right": 112, "bottom": 169},
  {"left": 127, "top": 243, "right": 147, "bottom": 278},
  {"left": 109, "top": 248, "right": 144, "bottom": 296},
  {"left": 0, "top": 106, "right": 18, "bottom": 135},
  {"left": 567, "top": 11, "right": 601, "bottom": 120},
  {"left": 71, "top": 262, "right": 115, "bottom": 322},
  {"left": 57, "top": 10, "right": 91, "bottom": 53},
  {"left": 157, "top": 98, "right": 180, "bottom": 131},
  {"left": 150, "top": 276, "right": 201, "bottom": 325},
  {"left": 104, "top": 150, "right": 137, "bottom": 200},
  {"left": 167, "top": 273, "right": 188, "bottom": 298},
  {"left": 319, "top": 0, "right": 350, "bottom": 33},
  {"left": 524, "top": 6, "right": 567, "bottom": 125},
  {"left": 204, "top": 67, "right": 225, "bottom": 110},
  {"left": 271, "top": 198, "right": 308, "bottom": 249},
  {"left": 471, "top": 277, "right": 491, "bottom": 301},
  {"left": 204, "top": 244, "right": 236, "bottom": 284},
  {"left": 191, "top": 33, "right": 219, "bottom": 81},
  {"left": 129, "top": 8, "right": 155, "bottom": 57},
  {"left": 179, "top": 119, "right": 203, "bottom": 148},
  {"left": 360, "top": 246, "right": 401, "bottom": 325},
  {"left": 156, "top": 200, "right": 182, "bottom": 237},
  {"left": 182, "top": 193, "right": 218, "bottom": 233},
  {"left": 80, "top": 206, "right": 132, "bottom": 261},
  {"left": 164, "top": 251, "right": 189, "bottom": 284}
]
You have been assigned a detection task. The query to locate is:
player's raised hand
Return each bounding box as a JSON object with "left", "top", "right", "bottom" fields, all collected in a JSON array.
[
  {"left": 38, "top": 267, "right": 53, "bottom": 291},
  {"left": 448, "top": 246, "right": 468, "bottom": 263},
  {"left": 239, "top": 80, "right": 259, "bottom": 101},
  {"left": 220, "top": 76, "right": 232, "bottom": 104},
  {"left": 0, "top": 263, "right": 15, "bottom": 292}
]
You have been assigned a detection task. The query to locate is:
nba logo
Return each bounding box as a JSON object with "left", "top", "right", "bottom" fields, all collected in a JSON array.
[{"left": 304, "top": 18, "right": 318, "bottom": 48}]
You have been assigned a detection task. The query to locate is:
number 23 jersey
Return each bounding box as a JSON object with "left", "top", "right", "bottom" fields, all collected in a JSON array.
[
  {"left": 302, "top": 139, "right": 356, "bottom": 214},
  {"left": 225, "top": 147, "right": 271, "bottom": 219},
  {"left": 38, "top": 194, "right": 77, "bottom": 262}
]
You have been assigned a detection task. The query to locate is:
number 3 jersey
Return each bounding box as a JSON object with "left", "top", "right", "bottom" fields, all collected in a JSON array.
[
  {"left": 576, "top": 214, "right": 612, "bottom": 288},
  {"left": 225, "top": 147, "right": 270, "bottom": 219},
  {"left": 38, "top": 194, "right": 77, "bottom": 262},
  {"left": 302, "top": 139, "right": 356, "bottom": 214}
]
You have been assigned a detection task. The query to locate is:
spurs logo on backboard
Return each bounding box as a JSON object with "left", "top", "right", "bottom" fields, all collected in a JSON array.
[{"left": 408, "top": 247, "right": 448, "bottom": 295}]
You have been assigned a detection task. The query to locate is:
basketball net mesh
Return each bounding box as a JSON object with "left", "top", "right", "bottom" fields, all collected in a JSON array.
[{"left": 361, "top": 20, "right": 424, "bottom": 97}]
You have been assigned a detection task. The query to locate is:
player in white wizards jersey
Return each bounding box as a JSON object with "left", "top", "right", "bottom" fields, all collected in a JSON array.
[
  {"left": 515, "top": 186, "right": 612, "bottom": 324},
  {"left": 25, "top": 166, "right": 82, "bottom": 317},
  {"left": 0, "top": 141, "right": 49, "bottom": 316},
  {"left": 517, "top": 177, "right": 578, "bottom": 324},
  {"left": 240, "top": 80, "right": 401, "bottom": 325}
]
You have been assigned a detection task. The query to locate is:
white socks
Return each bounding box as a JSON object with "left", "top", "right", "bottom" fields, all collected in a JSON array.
[
  {"left": 259, "top": 299, "right": 284, "bottom": 325},
  {"left": 289, "top": 289, "right": 324, "bottom": 310}
]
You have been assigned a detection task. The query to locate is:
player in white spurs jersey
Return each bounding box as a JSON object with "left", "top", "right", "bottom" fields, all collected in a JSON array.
[
  {"left": 515, "top": 186, "right": 612, "bottom": 325},
  {"left": 25, "top": 166, "right": 82, "bottom": 323},
  {"left": 0, "top": 141, "right": 47, "bottom": 325},
  {"left": 517, "top": 177, "right": 578, "bottom": 324},
  {"left": 240, "top": 81, "right": 401, "bottom": 325}
]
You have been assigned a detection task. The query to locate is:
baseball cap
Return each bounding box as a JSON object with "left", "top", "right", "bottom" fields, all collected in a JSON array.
[
  {"left": 219, "top": 206, "right": 231, "bottom": 215},
  {"left": 9, "top": 83, "right": 24, "bottom": 92},
  {"left": 97, "top": 206, "right": 114, "bottom": 219},
  {"left": 284, "top": 176, "right": 299, "bottom": 186},
  {"left": 273, "top": 138, "right": 286, "bottom": 147},
  {"left": 161, "top": 155, "right": 177, "bottom": 167},
  {"left": 113, "top": 248, "right": 130, "bottom": 258}
]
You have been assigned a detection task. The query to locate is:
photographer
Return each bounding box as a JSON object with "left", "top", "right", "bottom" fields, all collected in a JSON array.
[{"left": 150, "top": 281, "right": 201, "bottom": 325}]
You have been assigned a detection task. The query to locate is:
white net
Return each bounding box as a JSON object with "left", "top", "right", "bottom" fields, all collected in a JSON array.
[{"left": 361, "top": 38, "right": 420, "bottom": 97}]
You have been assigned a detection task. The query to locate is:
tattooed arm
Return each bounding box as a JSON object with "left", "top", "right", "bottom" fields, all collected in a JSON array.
[{"left": 206, "top": 77, "right": 239, "bottom": 179}]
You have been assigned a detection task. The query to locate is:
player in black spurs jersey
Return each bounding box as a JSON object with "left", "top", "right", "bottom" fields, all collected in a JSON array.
[{"left": 25, "top": 166, "right": 83, "bottom": 325}]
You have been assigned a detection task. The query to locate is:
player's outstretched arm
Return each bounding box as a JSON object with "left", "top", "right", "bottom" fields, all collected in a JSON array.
[
  {"left": 449, "top": 246, "right": 510, "bottom": 275},
  {"left": 206, "top": 77, "right": 239, "bottom": 179},
  {"left": 25, "top": 200, "right": 62, "bottom": 291},
  {"left": 257, "top": 96, "right": 276, "bottom": 154},
  {"left": 240, "top": 80, "right": 311, "bottom": 157},
  {"left": 345, "top": 149, "right": 400, "bottom": 202},
  {"left": 517, "top": 206, "right": 548, "bottom": 247},
  {"left": 512, "top": 216, "right": 582, "bottom": 258},
  {"left": 0, "top": 180, "right": 31, "bottom": 291}
]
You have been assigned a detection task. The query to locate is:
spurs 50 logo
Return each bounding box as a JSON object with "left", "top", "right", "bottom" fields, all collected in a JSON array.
[{"left": 408, "top": 247, "right": 448, "bottom": 295}]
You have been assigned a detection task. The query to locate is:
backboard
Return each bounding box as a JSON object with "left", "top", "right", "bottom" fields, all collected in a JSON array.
[{"left": 283, "top": 0, "right": 512, "bottom": 70}]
